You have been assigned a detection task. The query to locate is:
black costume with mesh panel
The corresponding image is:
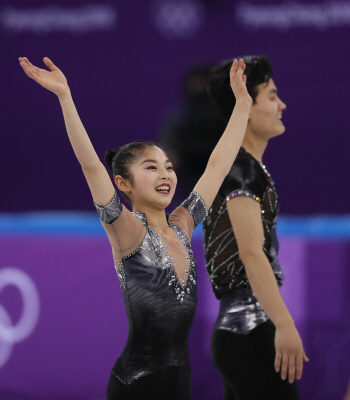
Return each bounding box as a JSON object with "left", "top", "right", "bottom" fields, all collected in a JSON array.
[{"left": 94, "top": 191, "right": 208, "bottom": 400}]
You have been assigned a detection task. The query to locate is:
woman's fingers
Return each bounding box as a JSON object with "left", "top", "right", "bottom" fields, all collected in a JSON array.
[
  {"left": 22, "top": 57, "right": 33, "bottom": 69},
  {"left": 229, "top": 59, "right": 238, "bottom": 81},
  {"left": 23, "top": 57, "right": 39, "bottom": 71},
  {"left": 238, "top": 63, "right": 246, "bottom": 78},
  {"left": 235, "top": 58, "right": 244, "bottom": 77},
  {"left": 24, "top": 60, "right": 36, "bottom": 73},
  {"left": 230, "top": 59, "right": 247, "bottom": 84},
  {"left": 242, "top": 63, "right": 247, "bottom": 84},
  {"left": 43, "top": 57, "right": 58, "bottom": 71},
  {"left": 20, "top": 62, "right": 38, "bottom": 81},
  {"left": 24, "top": 63, "right": 39, "bottom": 78},
  {"left": 229, "top": 58, "right": 251, "bottom": 103},
  {"left": 19, "top": 58, "right": 41, "bottom": 78}
]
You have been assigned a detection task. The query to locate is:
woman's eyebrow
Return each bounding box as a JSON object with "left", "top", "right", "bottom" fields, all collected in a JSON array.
[
  {"left": 140, "top": 159, "right": 157, "bottom": 164},
  {"left": 140, "top": 159, "right": 172, "bottom": 164}
]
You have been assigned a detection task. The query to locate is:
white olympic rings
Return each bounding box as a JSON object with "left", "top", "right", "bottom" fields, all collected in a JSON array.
[{"left": 0, "top": 267, "right": 40, "bottom": 368}]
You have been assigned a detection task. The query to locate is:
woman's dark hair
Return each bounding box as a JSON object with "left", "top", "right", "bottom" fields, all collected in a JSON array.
[
  {"left": 208, "top": 55, "right": 273, "bottom": 122},
  {"left": 105, "top": 140, "right": 162, "bottom": 202}
]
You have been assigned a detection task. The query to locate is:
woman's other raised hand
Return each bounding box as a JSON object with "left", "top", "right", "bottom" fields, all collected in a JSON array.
[
  {"left": 19, "top": 57, "right": 69, "bottom": 98},
  {"left": 230, "top": 58, "right": 252, "bottom": 107}
]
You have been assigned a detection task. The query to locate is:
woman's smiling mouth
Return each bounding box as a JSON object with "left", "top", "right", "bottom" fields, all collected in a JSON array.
[{"left": 155, "top": 184, "right": 170, "bottom": 194}]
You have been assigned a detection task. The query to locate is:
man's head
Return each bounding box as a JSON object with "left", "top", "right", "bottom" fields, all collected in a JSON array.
[
  {"left": 208, "top": 56, "right": 272, "bottom": 119},
  {"left": 209, "top": 55, "right": 286, "bottom": 139}
]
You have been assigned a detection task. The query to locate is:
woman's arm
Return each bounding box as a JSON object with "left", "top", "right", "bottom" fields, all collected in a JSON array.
[
  {"left": 19, "top": 57, "right": 114, "bottom": 206},
  {"left": 193, "top": 58, "right": 252, "bottom": 208}
]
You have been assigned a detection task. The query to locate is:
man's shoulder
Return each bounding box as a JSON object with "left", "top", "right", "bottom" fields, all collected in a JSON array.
[
  {"left": 227, "top": 149, "right": 263, "bottom": 181},
  {"left": 220, "top": 149, "right": 268, "bottom": 198}
]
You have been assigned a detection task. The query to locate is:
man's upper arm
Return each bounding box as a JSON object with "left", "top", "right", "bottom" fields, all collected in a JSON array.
[{"left": 227, "top": 196, "right": 264, "bottom": 259}]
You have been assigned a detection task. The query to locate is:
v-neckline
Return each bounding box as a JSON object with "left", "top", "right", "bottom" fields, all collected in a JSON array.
[
  {"left": 150, "top": 224, "right": 192, "bottom": 288},
  {"left": 132, "top": 211, "right": 193, "bottom": 289}
]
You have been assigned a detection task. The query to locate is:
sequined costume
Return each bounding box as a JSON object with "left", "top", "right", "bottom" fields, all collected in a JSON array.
[
  {"left": 94, "top": 191, "right": 207, "bottom": 399},
  {"left": 203, "top": 146, "right": 284, "bottom": 334},
  {"left": 203, "top": 147, "right": 299, "bottom": 399}
]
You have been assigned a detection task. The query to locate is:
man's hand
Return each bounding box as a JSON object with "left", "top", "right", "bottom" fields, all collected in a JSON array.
[
  {"left": 274, "top": 321, "right": 309, "bottom": 383},
  {"left": 19, "top": 57, "right": 70, "bottom": 99}
]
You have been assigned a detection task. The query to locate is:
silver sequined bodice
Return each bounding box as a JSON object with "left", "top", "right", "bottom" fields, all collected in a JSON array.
[{"left": 95, "top": 191, "right": 207, "bottom": 384}]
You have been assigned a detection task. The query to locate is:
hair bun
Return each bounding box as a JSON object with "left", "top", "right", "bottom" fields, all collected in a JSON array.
[{"left": 104, "top": 148, "right": 119, "bottom": 171}]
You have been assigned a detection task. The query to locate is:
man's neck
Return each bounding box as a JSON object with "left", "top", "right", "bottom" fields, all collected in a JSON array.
[{"left": 241, "top": 134, "right": 268, "bottom": 163}]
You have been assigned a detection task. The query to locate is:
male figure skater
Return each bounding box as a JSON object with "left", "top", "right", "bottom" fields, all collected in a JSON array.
[{"left": 203, "top": 56, "right": 308, "bottom": 400}]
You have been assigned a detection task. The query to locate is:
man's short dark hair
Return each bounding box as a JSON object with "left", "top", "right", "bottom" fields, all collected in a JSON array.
[{"left": 208, "top": 55, "right": 273, "bottom": 122}]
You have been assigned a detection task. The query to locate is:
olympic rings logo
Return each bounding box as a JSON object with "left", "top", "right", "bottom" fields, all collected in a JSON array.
[{"left": 0, "top": 267, "right": 40, "bottom": 368}]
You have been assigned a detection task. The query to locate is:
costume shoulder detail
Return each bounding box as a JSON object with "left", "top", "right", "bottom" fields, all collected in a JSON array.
[
  {"left": 180, "top": 191, "right": 208, "bottom": 227},
  {"left": 219, "top": 149, "right": 268, "bottom": 201},
  {"left": 94, "top": 191, "right": 122, "bottom": 224},
  {"left": 131, "top": 212, "right": 148, "bottom": 226}
]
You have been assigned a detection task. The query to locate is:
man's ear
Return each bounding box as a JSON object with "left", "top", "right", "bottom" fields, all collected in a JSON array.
[{"left": 115, "top": 175, "right": 131, "bottom": 195}]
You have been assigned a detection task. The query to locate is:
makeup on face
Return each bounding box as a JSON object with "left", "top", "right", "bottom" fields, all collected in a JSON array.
[{"left": 130, "top": 147, "right": 177, "bottom": 207}]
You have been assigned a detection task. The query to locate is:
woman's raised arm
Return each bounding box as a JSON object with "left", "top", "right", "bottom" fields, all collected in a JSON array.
[
  {"left": 19, "top": 57, "right": 114, "bottom": 206},
  {"left": 193, "top": 59, "right": 252, "bottom": 208}
]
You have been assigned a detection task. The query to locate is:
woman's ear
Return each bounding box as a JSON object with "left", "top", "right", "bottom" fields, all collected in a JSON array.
[{"left": 115, "top": 175, "right": 131, "bottom": 195}]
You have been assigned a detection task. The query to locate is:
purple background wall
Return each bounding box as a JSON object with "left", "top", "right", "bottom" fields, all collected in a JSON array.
[
  {"left": 2, "top": 0, "right": 350, "bottom": 214},
  {"left": 2, "top": 1, "right": 350, "bottom": 399}
]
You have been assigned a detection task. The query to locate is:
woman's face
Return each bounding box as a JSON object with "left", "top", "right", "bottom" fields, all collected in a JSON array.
[
  {"left": 248, "top": 78, "right": 287, "bottom": 140},
  {"left": 127, "top": 146, "right": 177, "bottom": 210}
]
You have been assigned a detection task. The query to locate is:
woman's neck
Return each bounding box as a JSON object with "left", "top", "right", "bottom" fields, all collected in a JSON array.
[{"left": 132, "top": 203, "right": 169, "bottom": 227}]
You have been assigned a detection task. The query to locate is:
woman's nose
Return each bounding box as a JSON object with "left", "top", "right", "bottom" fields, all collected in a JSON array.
[{"left": 161, "top": 169, "right": 170, "bottom": 179}]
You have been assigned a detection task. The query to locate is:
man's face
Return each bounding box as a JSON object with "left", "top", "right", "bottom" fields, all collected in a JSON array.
[{"left": 248, "top": 79, "right": 287, "bottom": 140}]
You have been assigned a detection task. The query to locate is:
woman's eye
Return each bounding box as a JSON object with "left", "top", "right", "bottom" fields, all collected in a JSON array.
[
  {"left": 147, "top": 166, "right": 157, "bottom": 170},
  {"left": 167, "top": 166, "right": 174, "bottom": 171}
]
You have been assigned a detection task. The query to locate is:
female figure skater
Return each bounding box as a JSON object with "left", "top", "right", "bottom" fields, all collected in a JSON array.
[{"left": 19, "top": 56, "right": 252, "bottom": 400}]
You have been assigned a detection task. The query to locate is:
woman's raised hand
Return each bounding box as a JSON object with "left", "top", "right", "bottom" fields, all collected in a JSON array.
[
  {"left": 230, "top": 58, "right": 252, "bottom": 107},
  {"left": 19, "top": 57, "right": 69, "bottom": 98}
]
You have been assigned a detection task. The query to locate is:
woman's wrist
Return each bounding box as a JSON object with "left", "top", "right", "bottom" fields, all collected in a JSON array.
[
  {"left": 235, "top": 97, "right": 252, "bottom": 110},
  {"left": 57, "top": 86, "right": 71, "bottom": 102}
]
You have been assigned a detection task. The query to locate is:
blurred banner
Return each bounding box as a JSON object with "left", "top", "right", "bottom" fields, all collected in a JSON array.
[{"left": 1, "top": 217, "right": 350, "bottom": 400}]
